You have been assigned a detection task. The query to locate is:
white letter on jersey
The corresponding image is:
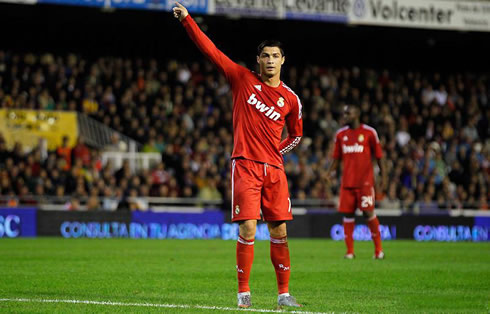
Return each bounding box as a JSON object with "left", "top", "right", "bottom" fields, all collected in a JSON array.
[
  {"left": 256, "top": 102, "right": 270, "bottom": 112},
  {"left": 265, "top": 106, "right": 275, "bottom": 117},
  {"left": 247, "top": 93, "right": 258, "bottom": 105},
  {"left": 269, "top": 111, "right": 280, "bottom": 121},
  {"left": 247, "top": 93, "right": 281, "bottom": 121}
]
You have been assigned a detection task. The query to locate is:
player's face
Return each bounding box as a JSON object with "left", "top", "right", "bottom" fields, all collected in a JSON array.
[
  {"left": 343, "top": 105, "right": 359, "bottom": 127},
  {"left": 257, "top": 46, "right": 285, "bottom": 78}
]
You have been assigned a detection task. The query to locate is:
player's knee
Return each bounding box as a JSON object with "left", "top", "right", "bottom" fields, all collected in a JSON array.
[
  {"left": 268, "top": 221, "right": 287, "bottom": 238},
  {"left": 239, "top": 220, "right": 257, "bottom": 239}
]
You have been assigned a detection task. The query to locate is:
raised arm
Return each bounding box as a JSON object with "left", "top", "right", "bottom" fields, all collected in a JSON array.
[{"left": 173, "top": 2, "right": 241, "bottom": 80}]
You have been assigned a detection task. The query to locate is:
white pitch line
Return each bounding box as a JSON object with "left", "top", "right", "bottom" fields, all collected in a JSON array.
[{"left": 0, "top": 298, "right": 333, "bottom": 314}]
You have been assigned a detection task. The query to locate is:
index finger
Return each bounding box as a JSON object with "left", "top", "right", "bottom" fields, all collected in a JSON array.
[{"left": 175, "top": 1, "right": 184, "bottom": 8}]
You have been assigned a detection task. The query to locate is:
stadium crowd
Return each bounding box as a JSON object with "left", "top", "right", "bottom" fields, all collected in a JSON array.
[{"left": 0, "top": 50, "right": 488, "bottom": 211}]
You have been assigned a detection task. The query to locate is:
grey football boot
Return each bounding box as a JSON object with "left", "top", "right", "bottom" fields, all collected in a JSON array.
[
  {"left": 277, "top": 294, "right": 302, "bottom": 307},
  {"left": 237, "top": 292, "right": 251, "bottom": 308}
]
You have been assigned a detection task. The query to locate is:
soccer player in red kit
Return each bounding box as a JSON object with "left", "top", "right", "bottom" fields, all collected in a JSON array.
[
  {"left": 326, "top": 104, "right": 387, "bottom": 259},
  {"left": 173, "top": 3, "right": 303, "bottom": 308}
]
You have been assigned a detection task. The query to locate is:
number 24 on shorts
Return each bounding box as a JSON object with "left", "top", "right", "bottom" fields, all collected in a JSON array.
[{"left": 361, "top": 195, "right": 374, "bottom": 208}]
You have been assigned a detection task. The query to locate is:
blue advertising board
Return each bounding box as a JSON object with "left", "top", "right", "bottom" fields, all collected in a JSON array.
[
  {"left": 37, "top": 0, "right": 208, "bottom": 14},
  {"left": 413, "top": 224, "right": 489, "bottom": 242},
  {"left": 330, "top": 224, "right": 396, "bottom": 241},
  {"left": 302, "top": 211, "right": 490, "bottom": 242},
  {"left": 131, "top": 210, "right": 225, "bottom": 239},
  {"left": 131, "top": 211, "right": 271, "bottom": 239},
  {"left": 0, "top": 208, "right": 37, "bottom": 238},
  {"left": 411, "top": 216, "right": 489, "bottom": 242},
  {"left": 15, "top": 209, "right": 490, "bottom": 241},
  {"left": 46, "top": 209, "right": 271, "bottom": 240}
]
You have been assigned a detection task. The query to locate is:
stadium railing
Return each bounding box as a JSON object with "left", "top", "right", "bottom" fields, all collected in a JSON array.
[
  {"left": 0, "top": 196, "right": 488, "bottom": 215},
  {"left": 78, "top": 113, "right": 141, "bottom": 152},
  {"left": 101, "top": 151, "right": 162, "bottom": 174}
]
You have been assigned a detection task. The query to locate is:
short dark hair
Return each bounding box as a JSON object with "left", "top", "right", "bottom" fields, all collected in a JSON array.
[{"left": 257, "top": 40, "right": 285, "bottom": 57}]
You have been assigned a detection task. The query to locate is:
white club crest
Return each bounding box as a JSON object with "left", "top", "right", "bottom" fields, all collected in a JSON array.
[
  {"left": 343, "top": 136, "right": 348, "bottom": 141},
  {"left": 277, "top": 97, "right": 285, "bottom": 108}
]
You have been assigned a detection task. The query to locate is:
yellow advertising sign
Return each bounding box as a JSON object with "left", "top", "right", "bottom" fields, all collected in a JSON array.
[{"left": 0, "top": 109, "right": 79, "bottom": 150}]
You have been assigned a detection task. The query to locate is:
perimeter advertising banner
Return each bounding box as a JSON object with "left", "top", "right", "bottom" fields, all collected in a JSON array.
[
  {"left": 4, "top": 208, "right": 488, "bottom": 241},
  {"left": 348, "top": 0, "right": 490, "bottom": 32},
  {"left": 0, "top": 0, "right": 36, "bottom": 3},
  {"left": 35, "top": 0, "right": 349, "bottom": 23},
  {"left": 37, "top": 0, "right": 208, "bottom": 13},
  {"left": 130, "top": 210, "right": 228, "bottom": 239},
  {"left": 209, "top": 0, "right": 282, "bottom": 18},
  {"left": 16, "top": 0, "right": 490, "bottom": 31},
  {"left": 0, "top": 109, "right": 79, "bottom": 150},
  {"left": 36, "top": 209, "right": 272, "bottom": 240},
  {"left": 0, "top": 208, "right": 37, "bottom": 238},
  {"left": 43, "top": 210, "right": 272, "bottom": 240},
  {"left": 283, "top": 0, "right": 349, "bottom": 23},
  {"left": 207, "top": 0, "right": 349, "bottom": 22},
  {"left": 299, "top": 213, "right": 490, "bottom": 242},
  {"left": 37, "top": 210, "right": 130, "bottom": 237}
]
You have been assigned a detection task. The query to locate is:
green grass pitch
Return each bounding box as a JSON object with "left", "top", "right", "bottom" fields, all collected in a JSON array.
[{"left": 0, "top": 238, "right": 489, "bottom": 313}]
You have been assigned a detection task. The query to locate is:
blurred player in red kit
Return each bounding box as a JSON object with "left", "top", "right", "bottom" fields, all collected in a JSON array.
[
  {"left": 326, "top": 103, "right": 387, "bottom": 259},
  {"left": 173, "top": 2, "right": 303, "bottom": 308}
]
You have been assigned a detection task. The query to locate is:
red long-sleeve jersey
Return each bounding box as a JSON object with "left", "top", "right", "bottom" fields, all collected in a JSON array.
[
  {"left": 332, "top": 124, "right": 383, "bottom": 188},
  {"left": 182, "top": 15, "right": 303, "bottom": 169}
]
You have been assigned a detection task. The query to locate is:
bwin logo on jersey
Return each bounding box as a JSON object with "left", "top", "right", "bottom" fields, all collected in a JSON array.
[
  {"left": 247, "top": 93, "right": 281, "bottom": 121},
  {"left": 342, "top": 143, "right": 364, "bottom": 153}
]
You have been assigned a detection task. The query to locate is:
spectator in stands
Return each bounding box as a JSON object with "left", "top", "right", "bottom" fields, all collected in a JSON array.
[
  {"left": 151, "top": 162, "right": 170, "bottom": 186},
  {"left": 0, "top": 137, "right": 8, "bottom": 162},
  {"left": 104, "top": 133, "right": 127, "bottom": 152},
  {"left": 102, "top": 186, "right": 119, "bottom": 211},
  {"left": 6, "top": 190, "right": 19, "bottom": 208},
  {"left": 142, "top": 138, "right": 159, "bottom": 153},
  {"left": 379, "top": 183, "right": 401, "bottom": 210},
  {"left": 72, "top": 136, "right": 91, "bottom": 166},
  {"left": 64, "top": 197, "right": 80, "bottom": 210},
  {"left": 128, "top": 188, "right": 148, "bottom": 211},
  {"left": 198, "top": 176, "right": 222, "bottom": 201},
  {"left": 56, "top": 135, "right": 72, "bottom": 171},
  {"left": 86, "top": 195, "right": 100, "bottom": 211}
]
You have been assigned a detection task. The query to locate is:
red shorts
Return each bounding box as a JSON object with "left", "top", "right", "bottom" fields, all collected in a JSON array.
[
  {"left": 338, "top": 186, "right": 375, "bottom": 214},
  {"left": 231, "top": 158, "right": 292, "bottom": 222}
]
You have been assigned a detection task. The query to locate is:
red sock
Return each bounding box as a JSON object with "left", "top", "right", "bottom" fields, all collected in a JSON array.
[
  {"left": 270, "top": 236, "right": 290, "bottom": 294},
  {"left": 367, "top": 215, "right": 383, "bottom": 254},
  {"left": 236, "top": 235, "right": 254, "bottom": 293},
  {"left": 343, "top": 218, "right": 355, "bottom": 254}
]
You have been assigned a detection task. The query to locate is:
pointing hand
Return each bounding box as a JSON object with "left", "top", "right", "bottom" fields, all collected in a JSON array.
[{"left": 173, "top": 2, "right": 189, "bottom": 22}]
